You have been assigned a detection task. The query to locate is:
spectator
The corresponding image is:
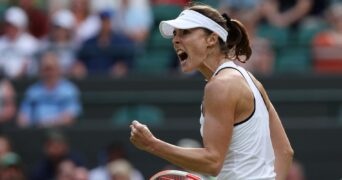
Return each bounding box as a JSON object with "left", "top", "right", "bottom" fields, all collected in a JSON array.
[
  {"left": 0, "top": 79, "right": 16, "bottom": 125},
  {"left": 71, "top": 0, "right": 101, "bottom": 48},
  {"left": 113, "top": 0, "right": 153, "bottom": 44},
  {"left": 0, "top": 6, "right": 39, "bottom": 79},
  {"left": 30, "top": 130, "right": 85, "bottom": 180},
  {"left": 286, "top": 159, "right": 306, "bottom": 180},
  {"left": 74, "top": 10, "right": 135, "bottom": 78},
  {"left": 0, "top": 135, "right": 12, "bottom": 158},
  {"left": 312, "top": 2, "right": 342, "bottom": 73},
  {"left": 0, "top": 152, "right": 26, "bottom": 180},
  {"left": 17, "top": 51, "right": 82, "bottom": 128},
  {"left": 261, "top": 0, "right": 313, "bottom": 28},
  {"left": 73, "top": 166, "right": 89, "bottom": 180},
  {"left": 224, "top": 3, "right": 275, "bottom": 76},
  {"left": 19, "top": 0, "right": 49, "bottom": 38},
  {"left": 89, "top": 141, "right": 144, "bottom": 180},
  {"left": 39, "top": 9, "right": 77, "bottom": 76}
]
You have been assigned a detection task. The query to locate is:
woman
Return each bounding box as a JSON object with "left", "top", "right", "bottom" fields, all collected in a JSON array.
[{"left": 130, "top": 4, "right": 293, "bottom": 179}]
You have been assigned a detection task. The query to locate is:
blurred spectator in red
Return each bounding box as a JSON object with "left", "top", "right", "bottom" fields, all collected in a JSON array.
[
  {"left": 19, "top": 0, "right": 49, "bottom": 38},
  {"left": 74, "top": 10, "right": 135, "bottom": 78},
  {"left": 30, "top": 130, "right": 86, "bottom": 180},
  {"left": 114, "top": 0, "right": 153, "bottom": 44},
  {"left": 17, "top": 51, "right": 82, "bottom": 128},
  {"left": 286, "top": 159, "right": 306, "bottom": 180},
  {"left": 151, "top": 0, "right": 189, "bottom": 6},
  {"left": 0, "top": 79, "right": 16, "bottom": 125},
  {"left": 0, "top": 6, "right": 39, "bottom": 79},
  {"left": 312, "top": 2, "right": 342, "bottom": 73},
  {"left": 0, "top": 152, "right": 26, "bottom": 180},
  {"left": 39, "top": 9, "right": 77, "bottom": 76},
  {"left": 89, "top": 141, "right": 144, "bottom": 180},
  {"left": 261, "top": 0, "right": 313, "bottom": 28},
  {"left": 71, "top": 0, "right": 100, "bottom": 48}
]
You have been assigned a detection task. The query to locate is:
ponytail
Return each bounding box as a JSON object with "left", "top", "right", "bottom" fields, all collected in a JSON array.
[{"left": 222, "top": 13, "right": 252, "bottom": 63}]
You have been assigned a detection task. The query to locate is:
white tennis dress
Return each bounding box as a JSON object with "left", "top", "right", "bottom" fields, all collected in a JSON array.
[{"left": 200, "top": 61, "right": 276, "bottom": 180}]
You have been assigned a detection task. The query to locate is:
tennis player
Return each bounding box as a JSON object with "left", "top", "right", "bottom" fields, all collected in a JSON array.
[{"left": 130, "top": 3, "right": 293, "bottom": 179}]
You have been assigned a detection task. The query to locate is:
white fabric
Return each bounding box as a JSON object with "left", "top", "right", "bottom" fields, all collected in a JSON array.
[
  {"left": 199, "top": 61, "right": 275, "bottom": 179},
  {"left": 159, "top": 10, "right": 228, "bottom": 42},
  {"left": 5, "top": 7, "right": 27, "bottom": 29},
  {"left": 0, "top": 33, "right": 39, "bottom": 78},
  {"left": 52, "top": 9, "right": 75, "bottom": 29}
]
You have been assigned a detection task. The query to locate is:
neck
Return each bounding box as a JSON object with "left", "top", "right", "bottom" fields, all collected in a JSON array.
[{"left": 198, "top": 53, "right": 229, "bottom": 80}]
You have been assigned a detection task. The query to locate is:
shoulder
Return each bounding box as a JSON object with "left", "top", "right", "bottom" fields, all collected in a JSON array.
[
  {"left": 60, "top": 79, "right": 79, "bottom": 92},
  {"left": 26, "top": 82, "right": 43, "bottom": 96},
  {"left": 204, "top": 69, "right": 246, "bottom": 103}
]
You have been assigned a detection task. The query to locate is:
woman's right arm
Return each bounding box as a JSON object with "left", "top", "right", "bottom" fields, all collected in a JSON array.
[{"left": 250, "top": 74, "right": 294, "bottom": 180}]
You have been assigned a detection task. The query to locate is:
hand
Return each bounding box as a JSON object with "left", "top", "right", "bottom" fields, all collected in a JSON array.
[{"left": 130, "top": 120, "right": 157, "bottom": 152}]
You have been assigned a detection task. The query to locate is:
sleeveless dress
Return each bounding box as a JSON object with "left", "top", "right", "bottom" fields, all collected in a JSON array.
[{"left": 199, "top": 61, "right": 276, "bottom": 180}]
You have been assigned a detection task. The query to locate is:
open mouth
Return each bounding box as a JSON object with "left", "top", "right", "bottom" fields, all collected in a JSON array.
[{"left": 177, "top": 51, "right": 188, "bottom": 62}]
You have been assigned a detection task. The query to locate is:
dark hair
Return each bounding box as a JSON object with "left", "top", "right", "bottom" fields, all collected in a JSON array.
[{"left": 188, "top": 4, "right": 252, "bottom": 63}]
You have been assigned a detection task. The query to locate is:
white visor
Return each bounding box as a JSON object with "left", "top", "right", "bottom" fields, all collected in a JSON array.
[{"left": 159, "top": 9, "right": 228, "bottom": 42}]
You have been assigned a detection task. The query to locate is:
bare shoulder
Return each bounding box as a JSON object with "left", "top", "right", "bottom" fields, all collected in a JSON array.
[{"left": 204, "top": 69, "right": 246, "bottom": 100}]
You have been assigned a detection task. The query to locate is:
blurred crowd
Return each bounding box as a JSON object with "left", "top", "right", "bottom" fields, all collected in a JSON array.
[{"left": 0, "top": 0, "right": 340, "bottom": 179}]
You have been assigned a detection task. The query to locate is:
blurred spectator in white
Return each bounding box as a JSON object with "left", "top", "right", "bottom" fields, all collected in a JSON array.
[
  {"left": 107, "top": 159, "right": 136, "bottom": 180},
  {"left": 39, "top": 9, "right": 77, "bottom": 76},
  {"left": 0, "top": 6, "right": 39, "bottom": 79},
  {"left": 71, "top": 0, "right": 100, "bottom": 48},
  {"left": 312, "top": 2, "right": 342, "bottom": 73},
  {"left": 261, "top": 0, "right": 313, "bottom": 28},
  {"left": 89, "top": 0, "right": 118, "bottom": 15},
  {"left": 286, "top": 159, "right": 306, "bottom": 180},
  {"left": 17, "top": 51, "right": 82, "bottom": 128},
  {"left": 19, "top": 0, "right": 49, "bottom": 38},
  {"left": 114, "top": 0, "right": 153, "bottom": 44},
  {"left": 89, "top": 142, "right": 144, "bottom": 180},
  {"left": 0, "top": 79, "right": 16, "bottom": 125},
  {"left": 74, "top": 10, "right": 135, "bottom": 78}
]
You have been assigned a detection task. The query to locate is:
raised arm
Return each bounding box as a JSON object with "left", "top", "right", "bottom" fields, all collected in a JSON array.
[
  {"left": 130, "top": 77, "right": 238, "bottom": 176},
  {"left": 249, "top": 73, "right": 294, "bottom": 180}
]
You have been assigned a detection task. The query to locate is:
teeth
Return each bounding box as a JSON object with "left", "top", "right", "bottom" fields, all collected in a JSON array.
[{"left": 176, "top": 49, "right": 184, "bottom": 55}]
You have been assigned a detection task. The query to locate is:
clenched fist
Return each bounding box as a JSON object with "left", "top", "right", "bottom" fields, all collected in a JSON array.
[{"left": 130, "top": 120, "right": 157, "bottom": 152}]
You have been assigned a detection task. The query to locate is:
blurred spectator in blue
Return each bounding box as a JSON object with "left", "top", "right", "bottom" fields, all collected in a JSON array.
[
  {"left": 71, "top": 0, "right": 100, "bottom": 48},
  {"left": 0, "top": 6, "right": 39, "bottom": 79},
  {"left": 261, "top": 0, "right": 313, "bottom": 28},
  {"left": 19, "top": 0, "right": 49, "bottom": 38},
  {"left": 114, "top": 0, "right": 153, "bottom": 44},
  {"left": 39, "top": 9, "right": 77, "bottom": 76},
  {"left": 312, "top": 2, "right": 342, "bottom": 73},
  {"left": 0, "top": 79, "right": 16, "bottom": 126},
  {"left": 0, "top": 152, "right": 26, "bottom": 180},
  {"left": 17, "top": 51, "right": 82, "bottom": 128},
  {"left": 74, "top": 10, "right": 135, "bottom": 78},
  {"left": 219, "top": 0, "right": 262, "bottom": 12},
  {"left": 30, "top": 129, "right": 86, "bottom": 180},
  {"left": 89, "top": 141, "right": 144, "bottom": 180}
]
